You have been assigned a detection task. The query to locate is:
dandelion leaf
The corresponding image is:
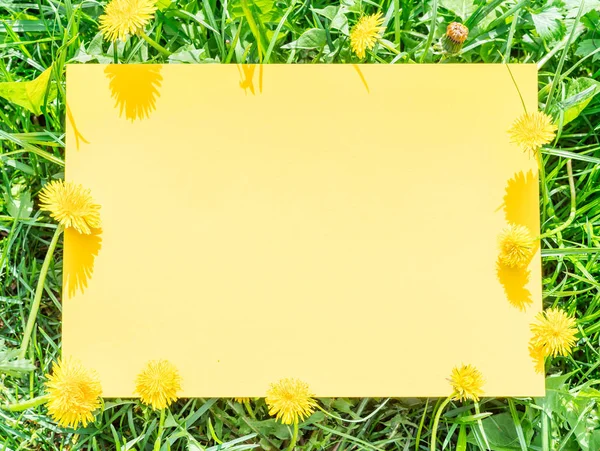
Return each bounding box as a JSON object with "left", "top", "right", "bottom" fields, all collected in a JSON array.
[
  {"left": 440, "top": 0, "right": 476, "bottom": 21},
  {"left": 0, "top": 340, "right": 35, "bottom": 376},
  {"left": 553, "top": 77, "right": 600, "bottom": 126},
  {"left": 0, "top": 66, "right": 57, "bottom": 115}
]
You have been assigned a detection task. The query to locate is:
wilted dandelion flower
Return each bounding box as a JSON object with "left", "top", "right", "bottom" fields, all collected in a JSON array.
[
  {"left": 449, "top": 364, "right": 484, "bottom": 402},
  {"left": 508, "top": 111, "right": 557, "bottom": 155},
  {"left": 528, "top": 342, "right": 546, "bottom": 374},
  {"left": 45, "top": 357, "right": 102, "bottom": 428},
  {"left": 135, "top": 360, "right": 182, "bottom": 410},
  {"left": 99, "top": 0, "right": 157, "bottom": 42},
  {"left": 266, "top": 378, "right": 317, "bottom": 425},
  {"left": 530, "top": 308, "right": 577, "bottom": 357},
  {"left": 350, "top": 12, "right": 385, "bottom": 59},
  {"left": 443, "top": 22, "right": 468, "bottom": 53},
  {"left": 39, "top": 180, "right": 100, "bottom": 235},
  {"left": 498, "top": 224, "right": 535, "bottom": 269}
]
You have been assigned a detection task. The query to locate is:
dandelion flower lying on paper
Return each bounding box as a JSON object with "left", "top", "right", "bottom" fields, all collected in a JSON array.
[
  {"left": 508, "top": 111, "right": 557, "bottom": 155},
  {"left": 135, "top": 359, "right": 182, "bottom": 410},
  {"left": 530, "top": 308, "right": 577, "bottom": 357},
  {"left": 449, "top": 364, "right": 485, "bottom": 402},
  {"left": 498, "top": 224, "right": 535, "bottom": 269},
  {"left": 39, "top": 180, "right": 100, "bottom": 235},
  {"left": 45, "top": 357, "right": 102, "bottom": 428}
]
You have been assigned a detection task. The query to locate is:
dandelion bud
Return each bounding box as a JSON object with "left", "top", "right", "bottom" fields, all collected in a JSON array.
[{"left": 443, "top": 22, "right": 469, "bottom": 54}]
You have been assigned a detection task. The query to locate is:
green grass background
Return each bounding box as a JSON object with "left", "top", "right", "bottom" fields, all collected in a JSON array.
[{"left": 1, "top": 0, "right": 600, "bottom": 449}]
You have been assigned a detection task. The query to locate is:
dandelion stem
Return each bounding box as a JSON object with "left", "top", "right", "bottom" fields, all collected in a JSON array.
[
  {"left": 505, "top": 64, "right": 528, "bottom": 114},
  {"left": 474, "top": 402, "right": 490, "bottom": 450},
  {"left": 539, "top": 159, "right": 576, "bottom": 239},
  {"left": 287, "top": 420, "right": 299, "bottom": 451},
  {"left": 243, "top": 399, "right": 256, "bottom": 419},
  {"left": 0, "top": 395, "right": 49, "bottom": 412},
  {"left": 140, "top": 31, "right": 171, "bottom": 57},
  {"left": 154, "top": 408, "right": 166, "bottom": 451},
  {"left": 377, "top": 39, "right": 401, "bottom": 56},
  {"left": 19, "top": 225, "right": 63, "bottom": 360},
  {"left": 430, "top": 396, "right": 452, "bottom": 451}
]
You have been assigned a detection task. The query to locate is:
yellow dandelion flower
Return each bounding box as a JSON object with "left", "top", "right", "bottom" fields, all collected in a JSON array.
[
  {"left": 266, "top": 378, "right": 317, "bottom": 425},
  {"left": 134, "top": 359, "right": 182, "bottom": 410},
  {"left": 99, "top": 0, "right": 157, "bottom": 42},
  {"left": 350, "top": 12, "right": 385, "bottom": 59},
  {"left": 498, "top": 224, "right": 535, "bottom": 269},
  {"left": 528, "top": 342, "right": 546, "bottom": 374},
  {"left": 449, "top": 364, "right": 485, "bottom": 402},
  {"left": 508, "top": 111, "right": 557, "bottom": 155},
  {"left": 530, "top": 308, "right": 577, "bottom": 357},
  {"left": 45, "top": 357, "right": 102, "bottom": 429},
  {"left": 39, "top": 180, "right": 100, "bottom": 235},
  {"left": 234, "top": 397, "right": 250, "bottom": 403}
]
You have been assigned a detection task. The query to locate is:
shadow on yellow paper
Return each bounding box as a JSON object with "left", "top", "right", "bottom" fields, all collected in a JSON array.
[
  {"left": 502, "top": 170, "right": 539, "bottom": 234},
  {"left": 496, "top": 261, "right": 533, "bottom": 311},
  {"left": 105, "top": 65, "right": 163, "bottom": 121},
  {"left": 496, "top": 169, "right": 540, "bottom": 311},
  {"left": 63, "top": 227, "right": 102, "bottom": 298},
  {"left": 238, "top": 64, "right": 263, "bottom": 95}
]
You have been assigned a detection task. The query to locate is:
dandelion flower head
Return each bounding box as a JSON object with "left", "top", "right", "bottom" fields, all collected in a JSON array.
[
  {"left": 39, "top": 180, "right": 100, "bottom": 235},
  {"left": 265, "top": 377, "right": 317, "bottom": 424},
  {"left": 45, "top": 357, "right": 102, "bottom": 428},
  {"left": 350, "top": 12, "right": 385, "bottom": 59},
  {"left": 449, "top": 364, "right": 485, "bottom": 402},
  {"left": 498, "top": 224, "right": 535, "bottom": 269},
  {"left": 530, "top": 308, "right": 577, "bottom": 357},
  {"left": 135, "top": 359, "right": 182, "bottom": 410},
  {"left": 99, "top": 0, "right": 157, "bottom": 42},
  {"left": 508, "top": 111, "right": 557, "bottom": 155}
]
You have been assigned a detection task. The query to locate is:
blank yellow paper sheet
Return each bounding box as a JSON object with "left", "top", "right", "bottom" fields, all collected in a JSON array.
[{"left": 64, "top": 64, "right": 543, "bottom": 398}]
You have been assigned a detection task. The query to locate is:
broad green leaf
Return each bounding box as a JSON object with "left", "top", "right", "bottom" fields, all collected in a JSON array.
[
  {"left": 228, "top": 0, "right": 277, "bottom": 22},
  {"left": 564, "top": 390, "right": 599, "bottom": 451},
  {"left": 3, "top": 190, "right": 33, "bottom": 219},
  {"left": 0, "top": 340, "right": 35, "bottom": 376},
  {"left": 312, "top": 5, "right": 338, "bottom": 20},
  {"left": 331, "top": 397, "right": 356, "bottom": 415},
  {"left": 245, "top": 418, "right": 289, "bottom": 440},
  {"left": 331, "top": 8, "right": 349, "bottom": 35},
  {"left": 440, "top": 0, "right": 476, "bottom": 21},
  {"left": 581, "top": 9, "right": 600, "bottom": 29},
  {"left": 467, "top": 412, "right": 525, "bottom": 451},
  {"left": 168, "top": 46, "right": 208, "bottom": 63},
  {"left": 576, "top": 40, "right": 600, "bottom": 62},
  {"left": 557, "top": 77, "right": 600, "bottom": 125},
  {"left": 564, "top": 0, "right": 600, "bottom": 19},
  {"left": 0, "top": 67, "right": 57, "bottom": 115},
  {"left": 281, "top": 28, "right": 326, "bottom": 49},
  {"left": 531, "top": 7, "right": 565, "bottom": 40},
  {"left": 156, "top": 0, "right": 171, "bottom": 11}
]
